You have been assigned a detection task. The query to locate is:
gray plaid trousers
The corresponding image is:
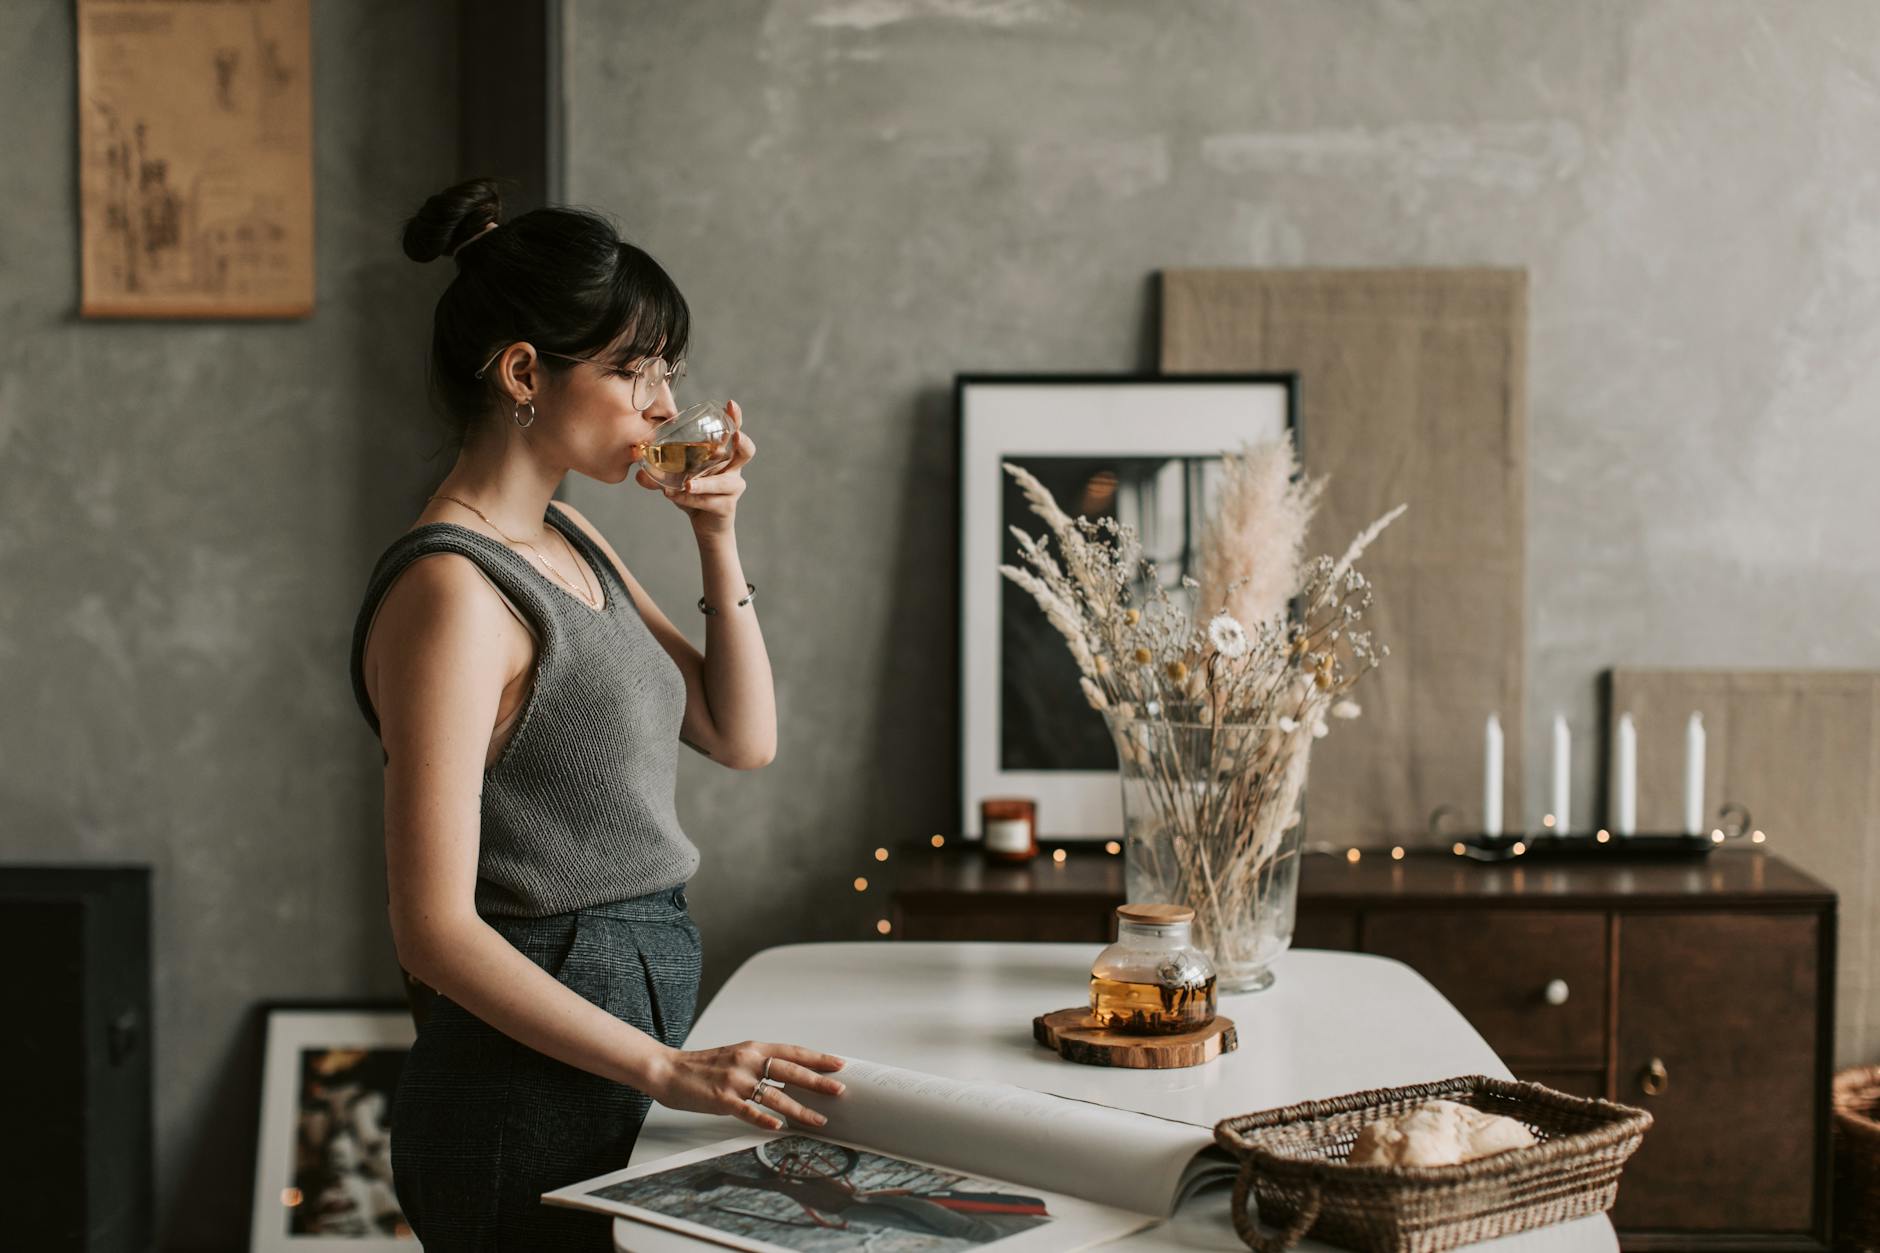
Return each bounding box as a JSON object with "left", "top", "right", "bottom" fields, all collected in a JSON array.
[{"left": 389, "top": 885, "right": 701, "bottom": 1251}]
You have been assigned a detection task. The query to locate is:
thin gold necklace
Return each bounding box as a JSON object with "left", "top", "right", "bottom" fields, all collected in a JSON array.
[{"left": 427, "top": 493, "right": 601, "bottom": 610}]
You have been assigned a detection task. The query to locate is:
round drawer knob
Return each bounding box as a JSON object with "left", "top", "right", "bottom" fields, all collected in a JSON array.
[
  {"left": 1543, "top": 978, "right": 1570, "bottom": 1006},
  {"left": 1640, "top": 1057, "right": 1669, "bottom": 1097}
]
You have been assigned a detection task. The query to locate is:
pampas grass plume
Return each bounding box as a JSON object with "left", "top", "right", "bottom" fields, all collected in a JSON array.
[{"left": 1195, "top": 435, "right": 1324, "bottom": 630}]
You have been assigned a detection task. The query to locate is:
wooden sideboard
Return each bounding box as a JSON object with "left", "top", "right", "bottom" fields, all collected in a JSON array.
[{"left": 891, "top": 848, "right": 1837, "bottom": 1251}]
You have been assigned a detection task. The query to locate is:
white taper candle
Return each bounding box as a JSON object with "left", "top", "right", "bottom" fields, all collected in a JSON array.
[
  {"left": 1614, "top": 713, "right": 1637, "bottom": 836},
  {"left": 1684, "top": 712, "right": 1706, "bottom": 836},
  {"left": 1551, "top": 713, "right": 1571, "bottom": 834},
  {"left": 1484, "top": 713, "right": 1504, "bottom": 838}
]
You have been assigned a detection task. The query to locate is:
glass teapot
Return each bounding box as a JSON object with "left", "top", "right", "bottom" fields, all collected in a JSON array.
[{"left": 1088, "top": 903, "right": 1218, "bottom": 1034}]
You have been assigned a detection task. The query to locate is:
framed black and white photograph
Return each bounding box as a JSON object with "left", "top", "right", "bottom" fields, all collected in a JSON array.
[
  {"left": 958, "top": 374, "right": 1297, "bottom": 840},
  {"left": 249, "top": 1002, "right": 416, "bottom": 1249}
]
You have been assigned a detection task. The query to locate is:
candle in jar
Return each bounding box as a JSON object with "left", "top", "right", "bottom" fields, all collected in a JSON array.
[
  {"left": 1684, "top": 712, "right": 1706, "bottom": 836},
  {"left": 980, "top": 798, "right": 1038, "bottom": 862},
  {"left": 1551, "top": 713, "right": 1571, "bottom": 835},
  {"left": 985, "top": 820, "right": 1031, "bottom": 853},
  {"left": 1614, "top": 713, "right": 1637, "bottom": 836},
  {"left": 1483, "top": 713, "right": 1504, "bottom": 838}
]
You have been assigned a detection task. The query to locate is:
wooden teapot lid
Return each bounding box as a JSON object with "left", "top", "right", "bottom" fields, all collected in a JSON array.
[{"left": 1116, "top": 903, "right": 1194, "bottom": 925}]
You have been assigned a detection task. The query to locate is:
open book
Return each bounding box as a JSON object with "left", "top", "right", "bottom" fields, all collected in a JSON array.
[{"left": 543, "top": 1056, "right": 1238, "bottom": 1252}]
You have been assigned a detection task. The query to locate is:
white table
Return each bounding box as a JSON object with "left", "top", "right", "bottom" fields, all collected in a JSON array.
[{"left": 618, "top": 944, "right": 1619, "bottom": 1252}]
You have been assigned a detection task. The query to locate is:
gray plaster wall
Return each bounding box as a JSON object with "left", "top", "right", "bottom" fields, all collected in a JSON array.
[
  {"left": 7, "top": 2, "right": 1880, "bottom": 1249},
  {"left": 562, "top": 0, "right": 1880, "bottom": 990},
  {"left": 0, "top": 2, "right": 458, "bottom": 1247}
]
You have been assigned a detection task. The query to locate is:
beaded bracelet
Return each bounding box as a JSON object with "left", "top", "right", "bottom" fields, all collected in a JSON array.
[{"left": 698, "top": 582, "right": 757, "bottom": 615}]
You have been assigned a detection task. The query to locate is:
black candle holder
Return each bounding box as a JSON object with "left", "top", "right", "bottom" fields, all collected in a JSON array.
[{"left": 1429, "top": 803, "right": 1759, "bottom": 863}]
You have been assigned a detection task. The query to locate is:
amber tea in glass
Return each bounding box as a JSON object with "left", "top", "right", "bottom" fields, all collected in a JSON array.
[
  {"left": 1088, "top": 973, "right": 1218, "bottom": 1034},
  {"left": 638, "top": 401, "right": 736, "bottom": 489}
]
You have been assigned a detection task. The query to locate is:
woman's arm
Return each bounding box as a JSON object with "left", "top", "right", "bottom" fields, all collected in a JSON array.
[
  {"left": 554, "top": 414, "right": 776, "bottom": 768},
  {"left": 370, "top": 552, "right": 835, "bottom": 1128}
]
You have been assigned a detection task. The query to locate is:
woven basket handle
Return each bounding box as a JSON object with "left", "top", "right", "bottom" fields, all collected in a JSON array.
[{"left": 1231, "top": 1163, "right": 1323, "bottom": 1253}]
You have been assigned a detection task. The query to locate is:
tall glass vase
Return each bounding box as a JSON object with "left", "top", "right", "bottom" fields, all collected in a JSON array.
[{"left": 1102, "top": 707, "right": 1312, "bottom": 993}]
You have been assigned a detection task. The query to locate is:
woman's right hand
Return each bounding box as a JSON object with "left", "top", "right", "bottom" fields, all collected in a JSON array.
[{"left": 642, "top": 1040, "right": 846, "bottom": 1132}]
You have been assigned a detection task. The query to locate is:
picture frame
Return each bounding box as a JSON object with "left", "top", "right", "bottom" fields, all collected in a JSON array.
[
  {"left": 249, "top": 1001, "right": 417, "bottom": 1249},
  {"left": 77, "top": 0, "right": 315, "bottom": 318},
  {"left": 957, "top": 373, "right": 1298, "bottom": 840}
]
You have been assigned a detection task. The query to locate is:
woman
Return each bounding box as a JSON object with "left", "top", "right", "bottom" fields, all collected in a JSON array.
[{"left": 347, "top": 178, "right": 845, "bottom": 1251}]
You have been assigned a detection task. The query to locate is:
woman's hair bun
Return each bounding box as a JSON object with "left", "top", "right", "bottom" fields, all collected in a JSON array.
[{"left": 402, "top": 178, "right": 505, "bottom": 263}]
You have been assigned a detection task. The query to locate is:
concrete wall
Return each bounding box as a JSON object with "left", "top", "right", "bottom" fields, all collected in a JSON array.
[
  {"left": 561, "top": 0, "right": 1880, "bottom": 990},
  {"left": 7, "top": 2, "right": 1880, "bottom": 1248},
  {"left": 0, "top": 2, "right": 458, "bottom": 1248}
]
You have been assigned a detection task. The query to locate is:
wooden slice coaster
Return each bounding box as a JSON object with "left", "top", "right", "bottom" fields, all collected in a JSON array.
[{"left": 1033, "top": 1007, "right": 1237, "bottom": 1069}]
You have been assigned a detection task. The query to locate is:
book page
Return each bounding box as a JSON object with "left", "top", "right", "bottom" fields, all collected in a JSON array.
[
  {"left": 543, "top": 1131, "right": 1155, "bottom": 1253},
  {"left": 793, "top": 1057, "right": 1226, "bottom": 1218}
]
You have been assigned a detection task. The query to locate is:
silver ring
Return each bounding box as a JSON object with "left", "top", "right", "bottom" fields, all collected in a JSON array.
[
  {"left": 750, "top": 1082, "right": 767, "bottom": 1106},
  {"left": 762, "top": 1058, "right": 776, "bottom": 1083}
]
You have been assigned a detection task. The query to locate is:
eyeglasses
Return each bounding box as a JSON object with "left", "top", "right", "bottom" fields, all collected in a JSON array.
[{"left": 473, "top": 346, "right": 686, "bottom": 410}]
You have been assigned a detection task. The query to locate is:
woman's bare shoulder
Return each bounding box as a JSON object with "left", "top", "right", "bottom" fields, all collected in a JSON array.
[
  {"left": 364, "top": 551, "right": 528, "bottom": 715},
  {"left": 375, "top": 549, "right": 504, "bottom": 631}
]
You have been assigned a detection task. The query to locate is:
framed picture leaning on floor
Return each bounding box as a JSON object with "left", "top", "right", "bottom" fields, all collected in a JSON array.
[
  {"left": 249, "top": 1001, "right": 416, "bottom": 1249},
  {"left": 957, "top": 373, "right": 1297, "bottom": 842}
]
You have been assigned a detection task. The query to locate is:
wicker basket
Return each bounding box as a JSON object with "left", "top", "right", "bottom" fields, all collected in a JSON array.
[
  {"left": 1833, "top": 1065, "right": 1880, "bottom": 1252},
  {"left": 1213, "top": 1076, "right": 1653, "bottom": 1253}
]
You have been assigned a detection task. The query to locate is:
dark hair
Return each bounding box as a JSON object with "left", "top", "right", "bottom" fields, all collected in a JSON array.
[{"left": 401, "top": 177, "right": 690, "bottom": 441}]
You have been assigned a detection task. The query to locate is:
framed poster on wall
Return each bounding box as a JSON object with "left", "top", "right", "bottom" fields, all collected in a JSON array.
[
  {"left": 77, "top": 0, "right": 314, "bottom": 318},
  {"left": 957, "top": 374, "right": 1297, "bottom": 841}
]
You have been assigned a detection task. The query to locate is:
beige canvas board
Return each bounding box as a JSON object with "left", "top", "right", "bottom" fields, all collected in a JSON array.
[
  {"left": 1609, "top": 668, "right": 1879, "bottom": 1066},
  {"left": 78, "top": 0, "right": 314, "bottom": 318},
  {"left": 1161, "top": 269, "right": 1528, "bottom": 845}
]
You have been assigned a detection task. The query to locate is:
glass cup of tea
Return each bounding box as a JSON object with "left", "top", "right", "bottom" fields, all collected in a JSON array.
[{"left": 637, "top": 401, "right": 738, "bottom": 490}]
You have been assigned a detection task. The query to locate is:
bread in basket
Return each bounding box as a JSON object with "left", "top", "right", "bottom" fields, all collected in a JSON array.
[{"left": 1213, "top": 1075, "right": 1652, "bottom": 1253}]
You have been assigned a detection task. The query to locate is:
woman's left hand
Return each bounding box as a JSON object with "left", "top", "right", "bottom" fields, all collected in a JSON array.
[{"left": 637, "top": 400, "right": 754, "bottom": 534}]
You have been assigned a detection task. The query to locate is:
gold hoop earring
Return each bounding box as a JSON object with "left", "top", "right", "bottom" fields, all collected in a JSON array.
[{"left": 513, "top": 399, "right": 536, "bottom": 428}]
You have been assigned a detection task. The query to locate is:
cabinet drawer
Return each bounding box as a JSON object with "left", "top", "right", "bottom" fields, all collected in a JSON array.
[
  {"left": 1364, "top": 910, "right": 1608, "bottom": 1067},
  {"left": 1293, "top": 906, "right": 1359, "bottom": 952}
]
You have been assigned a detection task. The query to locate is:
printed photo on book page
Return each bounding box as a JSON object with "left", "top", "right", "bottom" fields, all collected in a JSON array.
[{"left": 542, "top": 1131, "right": 1154, "bottom": 1253}]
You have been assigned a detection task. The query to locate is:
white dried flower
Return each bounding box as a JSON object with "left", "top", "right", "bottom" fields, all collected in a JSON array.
[
  {"left": 1079, "top": 677, "right": 1109, "bottom": 712},
  {"left": 1278, "top": 716, "right": 1299, "bottom": 733},
  {"left": 1332, "top": 700, "right": 1362, "bottom": 720},
  {"left": 1311, "top": 720, "right": 1329, "bottom": 738},
  {"left": 1207, "top": 613, "right": 1251, "bottom": 659}
]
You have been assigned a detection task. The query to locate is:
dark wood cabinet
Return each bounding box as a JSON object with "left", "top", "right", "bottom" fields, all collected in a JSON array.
[
  {"left": 1613, "top": 912, "right": 1824, "bottom": 1238},
  {"left": 892, "top": 849, "right": 1836, "bottom": 1251}
]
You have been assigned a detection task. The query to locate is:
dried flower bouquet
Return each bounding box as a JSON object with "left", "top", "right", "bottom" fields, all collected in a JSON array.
[{"left": 1000, "top": 436, "right": 1403, "bottom": 988}]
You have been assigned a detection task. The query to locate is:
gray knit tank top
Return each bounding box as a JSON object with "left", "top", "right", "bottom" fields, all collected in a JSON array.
[{"left": 348, "top": 504, "right": 699, "bottom": 919}]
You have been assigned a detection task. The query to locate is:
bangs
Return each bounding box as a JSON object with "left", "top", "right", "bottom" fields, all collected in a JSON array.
[{"left": 585, "top": 242, "right": 691, "bottom": 367}]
